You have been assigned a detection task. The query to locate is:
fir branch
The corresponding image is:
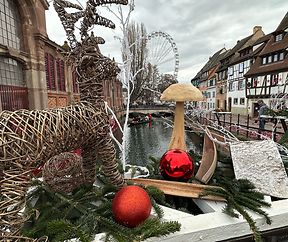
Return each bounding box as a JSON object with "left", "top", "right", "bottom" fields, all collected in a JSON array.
[
  {"left": 223, "top": 203, "right": 239, "bottom": 218},
  {"left": 98, "top": 216, "right": 134, "bottom": 242},
  {"left": 201, "top": 187, "right": 229, "bottom": 199},
  {"left": 234, "top": 195, "right": 271, "bottom": 225},
  {"left": 22, "top": 180, "right": 181, "bottom": 242},
  {"left": 203, "top": 178, "right": 272, "bottom": 242},
  {"left": 279, "top": 130, "right": 288, "bottom": 145},
  {"left": 150, "top": 198, "right": 164, "bottom": 219},
  {"left": 235, "top": 193, "right": 271, "bottom": 210},
  {"left": 237, "top": 190, "right": 266, "bottom": 202},
  {"left": 134, "top": 218, "right": 181, "bottom": 241},
  {"left": 237, "top": 178, "right": 256, "bottom": 191},
  {"left": 233, "top": 203, "right": 262, "bottom": 242},
  {"left": 145, "top": 185, "right": 166, "bottom": 204}
]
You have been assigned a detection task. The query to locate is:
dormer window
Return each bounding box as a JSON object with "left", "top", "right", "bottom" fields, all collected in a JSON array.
[
  {"left": 275, "top": 33, "right": 283, "bottom": 42},
  {"left": 268, "top": 56, "right": 272, "bottom": 63},
  {"left": 261, "top": 52, "right": 285, "bottom": 65}
]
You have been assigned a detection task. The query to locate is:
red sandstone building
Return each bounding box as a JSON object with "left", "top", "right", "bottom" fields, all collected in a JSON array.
[{"left": 0, "top": 0, "right": 123, "bottom": 111}]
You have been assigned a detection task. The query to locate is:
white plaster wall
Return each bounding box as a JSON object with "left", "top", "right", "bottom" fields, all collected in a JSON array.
[
  {"left": 206, "top": 86, "right": 216, "bottom": 110},
  {"left": 227, "top": 60, "right": 250, "bottom": 115}
]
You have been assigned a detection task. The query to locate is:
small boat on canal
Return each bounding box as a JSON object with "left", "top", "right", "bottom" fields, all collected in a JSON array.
[{"left": 128, "top": 114, "right": 153, "bottom": 127}]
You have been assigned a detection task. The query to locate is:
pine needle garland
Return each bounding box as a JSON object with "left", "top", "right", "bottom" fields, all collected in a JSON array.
[
  {"left": 21, "top": 179, "right": 180, "bottom": 242},
  {"left": 201, "top": 176, "right": 271, "bottom": 242}
]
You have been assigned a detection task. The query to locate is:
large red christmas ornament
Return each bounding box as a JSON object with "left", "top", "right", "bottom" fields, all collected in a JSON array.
[
  {"left": 112, "top": 185, "right": 152, "bottom": 228},
  {"left": 160, "top": 149, "right": 194, "bottom": 181}
]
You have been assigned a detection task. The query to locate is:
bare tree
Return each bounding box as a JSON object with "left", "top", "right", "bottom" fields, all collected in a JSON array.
[
  {"left": 126, "top": 21, "right": 148, "bottom": 103},
  {"left": 140, "top": 64, "right": 161, "bottom": 104},
  {"left": 158, "top": 74, "right": 178, "bottom": 93}
]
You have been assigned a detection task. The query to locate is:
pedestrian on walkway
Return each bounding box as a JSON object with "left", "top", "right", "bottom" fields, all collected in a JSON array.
[{"left": 257, "top": 100, "right": 268, "bottom": 131}]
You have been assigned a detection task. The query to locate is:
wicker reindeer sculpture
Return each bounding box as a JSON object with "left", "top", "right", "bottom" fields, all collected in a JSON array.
[{"left": 0, "top": 0, "right": 128, "bottom": 240}]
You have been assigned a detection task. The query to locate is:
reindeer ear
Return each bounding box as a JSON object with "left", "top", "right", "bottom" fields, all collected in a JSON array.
[{"left": 54, "top": 0, "right": 128, "bottom": 49}]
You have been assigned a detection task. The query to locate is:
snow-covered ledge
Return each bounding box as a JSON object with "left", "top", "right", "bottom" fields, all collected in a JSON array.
[
  {"left": 93, "top": 199, "right": 288, "bottom": 242},
  {"left": 146, "top": 199, "right": 288, "bottom": 242}
]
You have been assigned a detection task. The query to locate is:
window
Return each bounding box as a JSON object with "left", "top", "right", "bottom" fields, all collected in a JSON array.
[
  {"left": 45, "top": 53, "right": 56, "bottom": 90},
  {"left": 238, "top": 80, "right": 244, "bottom": 90},
  {"left": 56, "top": 59, "right": 66, "bottom": 91},
  {"left": 246, "top": 78, "right": 252, "bottom": 88},
  {"left": 268, "top": 56, "right": 272, "bottom": 63},
  {"left": 262, "top": 52, "right": 285, "bottom": 65},
  {"left": 228, "top": 67, "right": 233, "bottom": 76},
  {"left": 212, "top": 91, "right": 215, "bottom": 98},
  {"left": 233, "top": 98, "right": 238, "bottom": 105},
  {"left": 228, "top": 82, "right": 233, "bottom": 92},
  {"left": 271, "top": 74, "right": 279, "bottom": 86},
  {"left": 267, "top": 75, "right": 271, "bottom": 86},
  {"left": 208, "top": 79, "right": 214, "bottom": 87},
  {"left": 0, "top": 56, "right": 24, "bottom": 86},
  {"left": 275, "top": 34, "right": 283, "bottom": 42},
  {"left": 240, "top": 98, "right": 245, "bottom": 105},
  {"left": 239, "top": 62, "right": 244, "bottom": 73},
  {"left": 253, "top": 77, "right": 258, "bottom": 87},
  {"left": 244, "top": 60, "right": 249, "bottom": 68},
  {"left": 207, "top": 92, "right": 211, "bottom": 98},
  {"left": 0, "top": 0, "right": 22, "bottom": 49}
]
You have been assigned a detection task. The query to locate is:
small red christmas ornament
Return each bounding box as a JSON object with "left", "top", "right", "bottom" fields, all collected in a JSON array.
[
  {"left": 160, "top": 149, "right": 194, "bottom": 181},
  {"left": 112, "top": 185, "right": 152, "bottom": 228}
]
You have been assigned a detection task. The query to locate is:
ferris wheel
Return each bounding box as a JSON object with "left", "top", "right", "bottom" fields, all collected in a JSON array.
[{"left": 146, "top": 31, "right": 179, "bottom": 79}]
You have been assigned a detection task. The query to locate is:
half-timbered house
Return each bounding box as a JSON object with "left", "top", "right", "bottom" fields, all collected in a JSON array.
[
  {"left": 226, "top": 26, "right": 265, "bottom": 115},
  {"left": 245, "top": 12, "right": 288, "bottom": 116},
  {"left": 191, "top": 48, "right": 226, "bottom": 110}
]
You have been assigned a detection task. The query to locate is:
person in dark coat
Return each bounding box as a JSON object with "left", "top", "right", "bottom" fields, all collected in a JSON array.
[{"left": 257, "top": 100, "right": 268, "bottom": 130}]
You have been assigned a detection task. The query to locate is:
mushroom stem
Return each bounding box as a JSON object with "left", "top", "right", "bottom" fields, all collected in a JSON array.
[{"left": 168, "top": 101, "right": 186, "bottom": 151}]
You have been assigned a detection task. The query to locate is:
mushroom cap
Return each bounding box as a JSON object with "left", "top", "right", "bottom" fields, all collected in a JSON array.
[{"left": 160, "top": 83, "right": 204, "bottom": 102}]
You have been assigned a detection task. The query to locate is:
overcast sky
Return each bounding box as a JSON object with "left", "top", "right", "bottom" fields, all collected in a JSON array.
[{"left": 46, "top": 0, "right": 288, "bottom": 83}]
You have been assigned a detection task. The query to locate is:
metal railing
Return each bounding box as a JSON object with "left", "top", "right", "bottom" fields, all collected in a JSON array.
[
  {"left": 199, "top": 112, "right": 286, "bottom": 142},
  {"left": 0, "top": 85, "right": 29, "bottom": 111}
]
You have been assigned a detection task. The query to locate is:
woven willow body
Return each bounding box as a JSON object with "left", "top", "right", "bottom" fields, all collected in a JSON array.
[
  {"left": 0, "top": 0, "right": 128, "bottom": 239},
  {"left": 0, "top": 102, "right": 124, "bottom": 238}
]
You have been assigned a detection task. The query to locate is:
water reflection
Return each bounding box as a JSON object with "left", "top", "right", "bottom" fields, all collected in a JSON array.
[{"left": 123, "top": 120, "right": 201, "bottom": 166}]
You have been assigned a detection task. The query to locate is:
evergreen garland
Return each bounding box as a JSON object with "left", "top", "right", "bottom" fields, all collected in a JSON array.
[
  {"left": 201, "top": 176, "right": 271, "bottom": 242},
  {"left": 265, "top": 108, "right": 288, "bottom": 118},
  {"left": 22, "top": 178, "right": 180, "bottom": 242},
  {"left": 279, "top": 130, "right": 288, "bottom": 147},
  {"left": 146, "top": 156, "right": 273, "bottom": 241}
]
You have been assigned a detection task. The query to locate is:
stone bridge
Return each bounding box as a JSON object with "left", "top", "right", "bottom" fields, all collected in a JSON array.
[{"left": 129, "top": 105, "right": 173, "bottom": 115}]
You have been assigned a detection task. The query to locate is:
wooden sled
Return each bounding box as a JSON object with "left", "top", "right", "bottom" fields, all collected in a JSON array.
[
  {"left": 127, "top": 178, "right": 225, "bottom": 202},
  {"left": 195, "top": 128, "right": 218, "bottom": 184}
]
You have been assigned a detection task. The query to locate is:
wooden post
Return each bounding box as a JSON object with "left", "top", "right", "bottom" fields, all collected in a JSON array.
[
  {"left": 246, "top": 114, "right": 250, "bottom": 138},
  {"left": 273, "top": 127, "right": 277, "bottom": 142},
  {"left": 237, "top": 114, "right": 240, "bottom": 135},
  {"left": 229, "top": 113, "right": 232, "bottom": 132}
]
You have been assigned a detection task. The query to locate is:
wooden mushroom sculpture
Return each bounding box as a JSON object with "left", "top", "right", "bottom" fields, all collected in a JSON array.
[{"left": 160, "top": 83, "right": 204, "bottom": 150}]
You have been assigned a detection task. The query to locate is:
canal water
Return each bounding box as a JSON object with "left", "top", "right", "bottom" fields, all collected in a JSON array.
[{"left": 122, "top": 119, "right": 202, "bottom": 166}]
